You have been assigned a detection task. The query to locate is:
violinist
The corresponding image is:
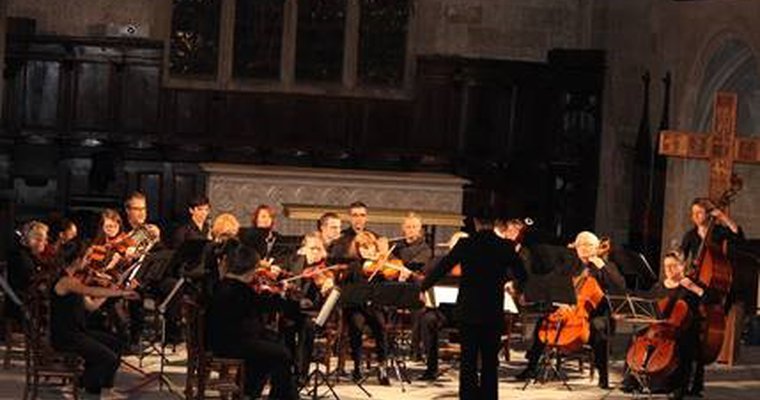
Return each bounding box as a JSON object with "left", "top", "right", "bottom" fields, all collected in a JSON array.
[
  {"left": 621, "top": 250, "right": 705, "bottom": 399},
  {"left": 517, "top": 231, "right": 625, "bottom": 389},
  {"left": 340, "top": 230, "right": 393, "bottom": 385},
  {"left": 50, "top": 241, "right": 139, "bottom": 398},
  {"left": 48, "top": 218, "right": 79, "bottom": 260},
  {"left": 171, "top": 195, "right": 210, "bottom": 249},
  {"left": 195, "top": 213, "right": 241, "bottom": 300},
  {"left": 391, "top": 212, "right": 432, "bottom": 271},
  {"left": 331, "top": 202, "right": 375, "bottom": 260},
  {"left": 90, "top": 209, "right": 130, "bottom": 273},
  {"left": 317, "top": 212, "right": 343, "bottom": 260},
  {"left": 6, "top": 221, "right": 50, "bottom": 323},
  {"left": 206, "top": 242, "right": 298, "bottom": 400}
]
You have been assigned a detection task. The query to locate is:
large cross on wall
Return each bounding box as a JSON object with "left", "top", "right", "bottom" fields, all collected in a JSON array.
[{"left": 659, "top": 92, "right": 760, "bottom": 200}]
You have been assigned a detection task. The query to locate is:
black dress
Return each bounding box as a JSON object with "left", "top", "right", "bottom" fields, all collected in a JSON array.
[{"left": 50, "top": 278, "right": 122, "bottom": 395}]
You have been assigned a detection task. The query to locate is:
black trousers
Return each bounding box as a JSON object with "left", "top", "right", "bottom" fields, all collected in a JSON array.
[
  {"left": 53, "top": 330, "right": 122, "bottom": 394},
  {"left": 414, "top": 308, "right": 445, "bottom": 373},
  {"left": 345, "top": 306, "right": 387, "bottom": 367},
  {"left": 280, "top": 301, "right": 316, "bottom": 377},
  {"left": 459, "top": 322, "right": 502, "bottom": 400},
  {"left": 221, "top": 336, "right": 297, "bottom": 400}
]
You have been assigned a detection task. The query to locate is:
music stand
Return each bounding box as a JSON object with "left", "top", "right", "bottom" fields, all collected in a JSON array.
[
  {"left": 520, "top": 270, "right": 578, "bottom": 391},
  {"left": 300, "top": 288, "right": 342, "bottom": 400},
  {"left": 124, "top": 277, "right": 186, "bottom": 398}
]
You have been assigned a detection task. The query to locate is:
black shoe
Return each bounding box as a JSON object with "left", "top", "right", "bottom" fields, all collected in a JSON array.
[
  {"left": 598, "top": 377, "right": 610, "bottom": 390},
  {"left": 672, "top": 387, "right": 685, "bottom": 400},
  {"left": 419, "top": 370, "right": 438, "bottom": 381},
  {"left": 687, "top": 388, "right": 703, "bottom": 398},
  {"left": 515, "top": 367, "right": 535, "bottom": 381},
  {"left": 377, "top": 367, "right": 391, "bottom": 386}
]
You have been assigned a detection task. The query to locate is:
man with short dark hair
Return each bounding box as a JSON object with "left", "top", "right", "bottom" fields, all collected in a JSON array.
[{"left": 172, "top": 195, "right": 211, "bottom": 249}]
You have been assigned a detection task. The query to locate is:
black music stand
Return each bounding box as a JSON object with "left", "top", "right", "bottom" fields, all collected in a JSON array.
[
  {"left": 521, "top": 269, "right": 578, "bottom": 391},
  {"left": 340, "top": 283, "right": 422, "bottom": 393},
  {"left": 300, "top": 288, "right": 342, "bottom": 400}
]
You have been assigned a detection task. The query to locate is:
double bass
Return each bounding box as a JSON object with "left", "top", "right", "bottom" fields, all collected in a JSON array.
[{"left": 688, "top": 175, "right": 742, "bottom": 363}]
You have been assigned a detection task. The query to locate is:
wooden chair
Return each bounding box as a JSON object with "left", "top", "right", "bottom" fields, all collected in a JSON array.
[
  {"left": 22, "top": 291, "right": 83, "bottom": 400},
  {"left": 182, "top": 297, "right": 245, "bottom": 400}
]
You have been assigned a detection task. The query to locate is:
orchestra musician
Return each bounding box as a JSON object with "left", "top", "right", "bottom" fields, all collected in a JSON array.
[
  {"left": 194, "top": 213, "right": 242, "bottom": 300},
  {"left": 340, "top": 230, "right": 399, "bottom": 385},
  {"left": 6, "top": 221, "right": 50, "bottom": 323},
  {"left": 206, "top": 241, "right": 298, "bottom": 400},
  {"left": 243, "top": 204, "right": 291, "bottom": 265},
  {"left": 621, "top": 249, "right": 706, "bottom": 399},
  {"left": 678, "top": 197, "right": 743, "bottom": 396},
  {"left": 123, "top": 191, "right": 161, "bottom": 241},
  {"left": 171, "top": 195, "right": 211, "bottom": 249},
  {"left": 50, "top": 241, "right": 139, "bottom": 399},
  {"left": 49, "top": 218, "right": 79, "bottom": 260},
  {"left": 317, "top": 212, "right": 344, "bottom": 260},
  {"left": 517, "top": 231, "right": 625, "bottom": 389},
  {"left": 420, "top": 217, "right": 527, "bottom": 400}
]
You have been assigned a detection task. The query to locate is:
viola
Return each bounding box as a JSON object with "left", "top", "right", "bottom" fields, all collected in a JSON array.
[{"left": 537, "top": 272, "right": 605, "bottom": 353}]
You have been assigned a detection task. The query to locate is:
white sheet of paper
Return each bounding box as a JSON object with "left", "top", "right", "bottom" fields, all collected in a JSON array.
[{"left": 432, "top": 285, "right": 519, "bottom": 313}]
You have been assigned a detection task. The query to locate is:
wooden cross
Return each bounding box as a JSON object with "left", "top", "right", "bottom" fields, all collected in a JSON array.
[{"left": 659, "top": 92, "right": 760, "bottom": 200}]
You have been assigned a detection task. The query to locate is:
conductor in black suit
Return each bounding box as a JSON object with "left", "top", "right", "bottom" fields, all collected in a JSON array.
[{"left": 420, "top": 217, "right": 527, "bottom": 400}]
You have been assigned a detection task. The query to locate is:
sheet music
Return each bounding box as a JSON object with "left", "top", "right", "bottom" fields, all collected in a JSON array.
[{"left": 431, "top": 285, "right": 519, "bottom": 313}]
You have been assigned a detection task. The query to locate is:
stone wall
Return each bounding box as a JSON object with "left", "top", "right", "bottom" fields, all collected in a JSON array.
[
  {"left": 7, "top": 0, "right": 169, "bottom": 39},
  {"left": 415, "top": 0, "right": 590, "bottom": 62}
]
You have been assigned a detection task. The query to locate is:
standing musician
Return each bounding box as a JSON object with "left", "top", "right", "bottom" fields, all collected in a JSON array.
[
  {"left": 50, "top": 241, "right": 139, "bottom": 398},
  {"left": 517, "top": 231, "right": 625, "bottom": 389},
  {"left": 206, "top": 242, "right": 298, "bottom": 400},
  {"left": 621, "top": 249, "right": 705, "bottom": 399},
  {"left": 171, "top": 195, "right": 211, "bottom": 249},
  {"left": 243, "top": 204, "right": 291, "bottom": 265},
  {"left": 124, "top": 191, "right": 161, "bottom": 241},
  {"left": 420, "top": 217, "right": 526, "bottom": 400},
  {"left": 330, "top": 202, "right": 373, "bottom": 260},
  {"left": 678, "top": 197, "right": 743, "bottom": 396}
]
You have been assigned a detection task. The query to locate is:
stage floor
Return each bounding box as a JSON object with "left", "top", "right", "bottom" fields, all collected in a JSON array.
[{"left": 2, "top": 342, "right": 760, "bottom": 399}]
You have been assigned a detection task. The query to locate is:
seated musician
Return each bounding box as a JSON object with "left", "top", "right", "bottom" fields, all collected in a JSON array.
[
  {"left": 171, "top": 195, "right": 211, "bottom": 249},
  {"left": 50, "top": 241, "right": 139, "bottom": 398},
  {"left": 194, "top": 213, "right": 241, "bottom": 300},
  {"left": 391, "top": 212, "right": 432, "bottom": 270},
  {"left": 340, "top": 231, "right": 401, "bottom": 385},
  {"left": 49, "top": 218, "right": 79, "bottom": 260},
  {"left": 621, "top": 249, "right": 705, "bottom": 399},
  {"left": 6, "top": 221, "right": 49, "bottom": 323},
  {"left": 124, "top": 191, "right": 161, "bottom": 241},
  {"left": 317, "top": 212, "right": 343, "bottom": 260},
  {"left": 517, "top": 231, "right": 625, "bottom": 389},
  {"left": 205, "top": 241, "right": 298, "bottom": 400}
]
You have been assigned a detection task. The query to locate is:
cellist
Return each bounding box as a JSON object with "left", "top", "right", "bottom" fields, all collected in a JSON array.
[
  {"left": 621, "top": 249, "right": 705, "bottom": 399},
  {"left": 517, "top": 231, "right": 625, "bottom": 389}
]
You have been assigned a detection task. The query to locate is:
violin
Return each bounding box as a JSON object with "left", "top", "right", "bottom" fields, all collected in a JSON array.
[{"left": 88, "top": 233, "right": 134, "bottom": 271}]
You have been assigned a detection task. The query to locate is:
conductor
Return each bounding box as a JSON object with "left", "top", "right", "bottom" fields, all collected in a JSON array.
[{"left": 419, "top": 216, "right": 527, "bottom": 400}]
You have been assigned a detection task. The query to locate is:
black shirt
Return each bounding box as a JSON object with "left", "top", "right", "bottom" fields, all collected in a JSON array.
[
  {"left": 172, "top": 221, "right": 209, "bottom": 249},
  {"left": 680, "top": 224, "right": 744, "bottom": 263},
  {"left": 392, "top": 238, "right": 432, "bottom": 272},
  {"left": 50, "top": 279, "right": 88, "bottom": 347},
  {"left": 421, "top": 230, "right": 526, "bottom": 325},
  {"left": 5, "top": 246, "right": 38, "bottom": 321}
]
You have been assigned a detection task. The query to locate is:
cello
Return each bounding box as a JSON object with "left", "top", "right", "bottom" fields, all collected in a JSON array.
[{"left": 688, "top": 175, "right": 742, "bottom": 363}]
